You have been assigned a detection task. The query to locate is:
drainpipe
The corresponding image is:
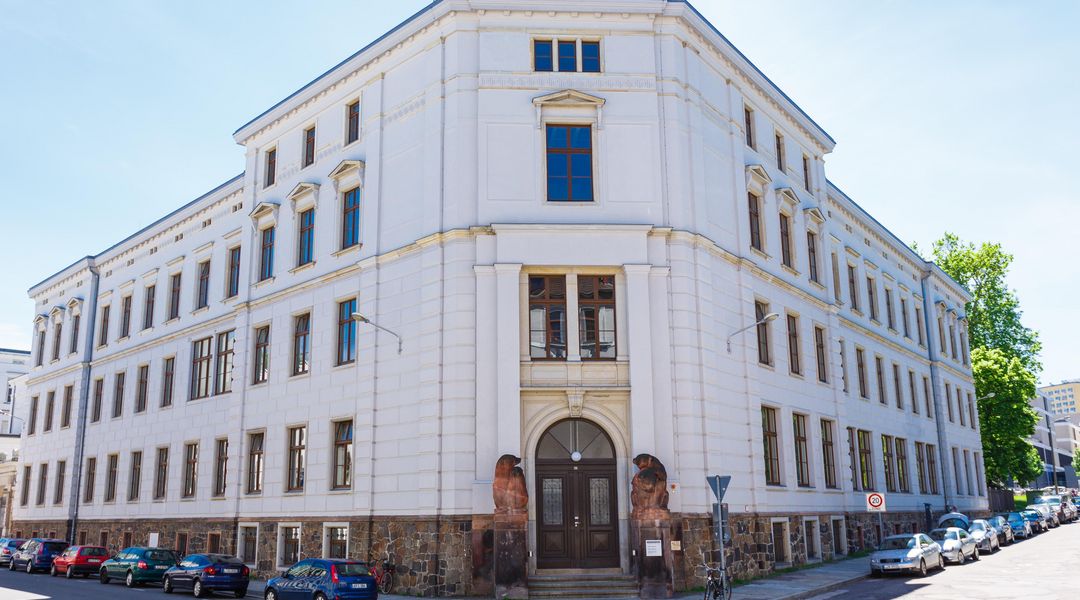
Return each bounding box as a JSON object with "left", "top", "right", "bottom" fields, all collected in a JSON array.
[
  {"left": 67, "top": 261, "right": 100, "bottom": 543},
  {"left": 920, "top": 269, "right": 953, "bottom": 513}
]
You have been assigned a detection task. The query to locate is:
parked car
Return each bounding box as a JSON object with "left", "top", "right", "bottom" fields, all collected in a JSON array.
[
  {"left": 869, "top": 533, "right": 944, "bottom": 577},
  {"left": 1027, "top": 504, "right": 1059, "bottom": 528},
  {"left": 264, "top": 558, "right": 379, "bottom": 600},
  {"left": 0, "top": 538, "right": 26, "bottom": 567},
  {"left": 51, "top": 545, "right": 109, "bottom": 578},
  {"left": 98, "top": 546, "right": 180, "bottom": 587},
  {"left": 1034, "top": 495, "right": 1077, "bottom": 523},
  {"left": 1002, "top": 512, "right": 1033, "bottom": 538},
  {"left": 928, "top": 527, "right": 978, "bottom": 564},
  {"left": 967, "top": 520, "right": 1000, "bottom": 553},
  {"left": 1020, "top": 509, "right": 1047, "bottom": 533},
  {"left": 936, "top": 512, "right": 970, "bottom": 530},
  {"left": 162, "top": 553, "right": 249, "bottom": 598},
  {"left": 988, "top": 515, "right": 1016, "bottom": 545},
  {"left": 8, "top": 538, "right": 69, "bottom": 573}
]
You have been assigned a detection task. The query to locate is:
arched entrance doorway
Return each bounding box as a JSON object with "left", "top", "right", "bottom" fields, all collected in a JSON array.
[{"left": 535, "top": 418, "right": 620, "bottom": 569}]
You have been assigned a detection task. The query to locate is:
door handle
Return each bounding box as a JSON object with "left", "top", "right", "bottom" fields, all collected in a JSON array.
[{"left": 574, "top": 516, "right": 581, "bottom": 527}]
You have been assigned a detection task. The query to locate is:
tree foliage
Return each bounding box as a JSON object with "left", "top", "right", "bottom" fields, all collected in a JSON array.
[{"left": 972, "top": 347, "right": 1040, "bottom": 485}]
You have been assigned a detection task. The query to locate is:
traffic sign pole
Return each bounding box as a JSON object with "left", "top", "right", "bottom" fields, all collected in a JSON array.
[{"left": 707, "top": 475, "right": 732, "bottom": 572}]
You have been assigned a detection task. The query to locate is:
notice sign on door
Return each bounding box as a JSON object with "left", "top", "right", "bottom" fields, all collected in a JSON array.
[
  {"left": 645, "top": 539, "right": 663, "bottom": 557},
  {"left": 866, "top": 492, "right": 886, "bottom": 512}
]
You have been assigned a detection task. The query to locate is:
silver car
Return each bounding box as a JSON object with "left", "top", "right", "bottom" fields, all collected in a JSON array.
[
  {"left": 1027, "top": 504, "right": 1060, "bottom": 528},
  {"left": 869, "top": 533, "right": 945, "bottom": 577},
  {"left": 988, "top": 515, "right": 1016, "bottom": 545},
  {"left": 968, "top": 519, "right": 1000, "bottom": 553},
  {"left": 928, "top": 527, "right": 978, "bottom": 564}
]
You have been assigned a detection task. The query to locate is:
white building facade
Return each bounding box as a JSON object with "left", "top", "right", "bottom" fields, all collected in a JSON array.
[
  {"left": 13, "top": 0, "right": 985, "bottom": 594},
  {"left": 1, "top": 349, "right": 30, "bottom": 435}
]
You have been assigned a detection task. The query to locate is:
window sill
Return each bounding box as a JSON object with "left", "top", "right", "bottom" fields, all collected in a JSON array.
[
  {"left": 254, "top": 277, "right": 275, "bottom": 289},
  {"left": 757, "top": 361, "right": 776, "bottom": 371},
  {"left": 211, "top": 495, "right": 226, "bottom": 501},
  {"left": 117, "top": 335, "right": 130, "bottom": 343},
  {"left": 165, "top": 317, "right": 180, "bottom": 326},
  {"left": 849, "top": 309, "right": 863, "bottom": 318},
  {"left": 328, "top": 488, "right": 352, "bottom": 495},
  {"left": 333, "top": 244, "right": 361, "bottom": 258},
  {"left": 245, "top": 491, "right": 263, "bottom": 497},
  {"left": 781, "top": 264, "right": 800, "bottom": 277},
  {"left": 749, "top": 247, "right": 771, "bottom": 261},
  {"left": 290, "top": 371, "right": 311, "bottom": 379},
  {"left": 789, "top": 371, "right": 804, "bottom": 380},
  {"left": 284, "top": 489, "right": 305, "bottom": 495},
  {"left": 192, "top": 306, "right": 210, "bottom": 316},
  {"left": 223, "top": 294, "right": 240, "bottom": 305},
  {"left": 290, "top": 262, "right": 316, "bottom": 274},
  {"left": 809, "top": 280, "right": 826, "bottom": 291},
  {"left": 250, "top": 380, "right": 269, "bottom": 389}
]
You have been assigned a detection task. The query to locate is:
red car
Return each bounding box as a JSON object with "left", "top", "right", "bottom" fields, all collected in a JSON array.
[{"left": 50, "top": 545, "right": 108, "bottom": 578}]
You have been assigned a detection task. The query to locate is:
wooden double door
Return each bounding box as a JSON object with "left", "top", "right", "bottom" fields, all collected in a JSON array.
[{"left": 535, "top": 419, "right": 620, "bottom": 569}]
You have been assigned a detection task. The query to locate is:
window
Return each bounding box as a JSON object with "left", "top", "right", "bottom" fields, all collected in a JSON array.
[
  {"left": 923, "top": 376, "right": 933, "bottom": 418},
  {"left": 20, "top": 465, "right": 31, "bottom": 506},
  {"left": 104, "top": 454, "right": 119, "bottom": 502},
  {"left": 830, "top": 253, "right": 842, "bottom": 302},
  {"left": 960, "top": 330, "right": 970, "bottom": 365},
  {"left": 785, "top": 314, "right": 801, "bottom": 375},
  {"left": 182, "top": 442, "right": 198, "bottom": 498},
  {"left": 839, "top": 339, "right": 849, "bottom": 393},
  {"left": 793, "top": 413, "right": 810, "bottom": 487},
  {"left": 529, "top": 276, "right": 567, "bottom": 359},
  {"left": 51, "top": 322, "right": 62, "bottom": 361},
  {"left": 208, "top": 533, "right": 221, "bottom": 554},
  {"left": 43, "top": 391, "right": 54, "bottom": 432},
  {"left": 771, "top": 521, "right": 790, "bottom": 565},
  {"left": 881, "top": 435, "right": 896, "bottom": 492},
  {"left": 847, "top": 265, "right": 859, "bottom": 311},
  {"left": 143, "top": 285, "right": 156, "bottom": 330},
  {"left": 558, "top": 40, "right": 576, "bottom": 71},
  {"left": 191, "top": 337, "right": 212, "bottom": 400},
  {"left": 98, "top": 305, "right": 110, "bottom": 346},
  {"left": 162, "top": 357, "right": 175, "bottom": 408},
  {"left": 578, "top": 275, "right": 616, "bottom": 360},
  {"left": 54, "top": 460, "right": 66, "bottom": 505},
  {"left": 892, "top": 364, "right": 903, "bottom": 410},
  {"left": 926, "top": 444, "right": 939, "bottom": 494},
  {"left": 346, "top": 100, "right": 360, "bottom": 144},
  {"left": 214, "top": 330, "right": 236, "bottom": 395},
  {"left": 61, "top": 385, "right": 72, "bottom": 428},
  {"left": 855, "top": 348, "right": 868, "bottom": 399},
  {"left": 866, "top": 277, "right": 878, "bottom": 321},
  {"left": 779, "top": 213, "right": 793, "bottom": 268},
  {"left": 952, "top": 448, "right": 962, "bottom": 495},
  {"left": 196, "top": 260, "right": 211, "bottom": 309},
  {"left": 909, "top": 371, "right": 919, "bottom": 415},
  {"left": 913, "top": 305, "right": 924, "bottom": 344},
  {"left": 957, "top": 388, "right": 966, "bottom": 427},
  {"left": 297, "top": 209, "right": 315, "bottom": 266},
  {"left": 332, "top": 420, "right": 353, "bottom": 490},
  {"left": 900, "top": 297, "right": 910, "bottom": 338},
  {"left": 169, "top": 273, "right": 182, "bottom": 320},
  {"left": 755, "top": 301, "right": 772, "bottom": 365},
  {"left": 135, "top": 364, "right": 149, "bottom": 413},
  {"left": 885, "top": 289, "right": 895, "bottom": 330},
  {"left": 36, "top": 463, "right": 48, "bottom": 506},
  {"left": 581, "top": 41, "right": 601, "bottom": 72},
  {"left": 128, "top": 451, "right": 142, "bottom": 501},
  {"left": 176, "top": 532, "right": 189, "bottom": 557},
  {"left": 259, "top": 227, "right": 275, "bottom": 281},
  {"left": 806, "top": 231, "right": 819, "bottom": 283},
  {"left": 154, "top": 447, "right": 169, "bottom": 499},
  {"left": 337, "top": 299, "right": 357, "bottom": 365},
  {"left": 112, "top": 371, "right": 125, "bottom": 418},
  {"left": 546, "top": 125, "right": 593, "bottom": 201},
  {"left": 813, "top": 326, "right": 828, "bottom": 383},
  {"left": 240, "top": 527, "right": 258, "bottom": 564},
  {"left": 253, "top": 326, "right": 271, "bottom": 384},
  {"left": 35, "top": 330, "right": 44, "bottom": 366},
  {"left": 774, "top": 132, "right": 785, "bottom": 171},
  {"left": 120, "top": 295, "right": 132, "bottom": 338},
  {"left": 974, "top": 452, "right": 984, "bottom": 496},
  {"left": 802, "top": 154, "right": 812, "bottom": 190},
  {"left": 874, "top": 356, "right": 886, "bottom": 405},
  {"left": 280, "top": 527, "right": 300, "bottom": 566},
  {"left": 302, "top": 126, "right": 316, "bottom": 168},
  {"left": 896, "top": 438, "right": 910, "bottom": 493},
  {"left": 247, "top": 432, "right": 264, "bottom": 494},
  {"left": 28, "top": 395, "right": 38, "bottom": 434},
  {"left": 84, "top": 457, "right": 97, "bottom": 503},
  {"left": 945, "top": 384, "right": 954, "bottom": 422},
  {"left": 761, "top": 406, "right": 780, "bottom": 485},
  {"left": 326, "top": 527, "right": 348, "bottom": 559},
  {"left": 748, "top": 192, "right": 763, "bottom": 251},
  {"left": 821, "top": 420, "right": 837, "bottom": 489},
  {"left": 847, "top": 427, "right": 858, "bottom": 490},
  {"left": 914, "top": 442, "right": 927, "bottom": 494},
  {"left": 226, "top": 246, "right": 241, "bottom": 298},
  {"left": 743, "top": 106, "right": 755, "bottom": 148},
  {"left": 857, "top": 430, "right": 875, "bottom": 491},
  {"left": 287, "top": 426, "right": 306, "bottom": 492},
  {"left": 292, "top": 313, "right": 311, "bottom": 375},
  {"left": 69, "top": 314, "right": 80, "bottom": 354},
  {"left": 938, "top": 314, "right": 947, "bottom": 351},
  {"left": 342, "top": 187, "right": 360, "bottom": 249},
  {"left": 264, "top": 148, "right": 276, "bottom": 187},
  {"left": 91, "top": 379, "right": 103, "bottom": 422},
  {"left": 968, "top": 393, "right": 976, "bottom": 429},
  {"left": 213, "top": 438, "right": 228, "bottom": 497},
  {"left": 533, "top": 39, "right": 553, "bottom": 71},
  {"left": 949, "top": 322, "right": 958, "bottom": 360}
]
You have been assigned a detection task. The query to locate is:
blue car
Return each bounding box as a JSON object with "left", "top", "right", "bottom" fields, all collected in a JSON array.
[
  {"left": 0, "top": 538, "right": 26, "bottom": 566},
  {"left": 8, "top": 538, "right": 69, "bottom": 573},
  {"left": 265, "top": 559, "right": 378, "bottom": 600},
  {"left": 163, "top": 553, "right": 249, "bottom": 598},
  {"left": 1000, "top": 512, "right": 1032, "bottom": 539}
]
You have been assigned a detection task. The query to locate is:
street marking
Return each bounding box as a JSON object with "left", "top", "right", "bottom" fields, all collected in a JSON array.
[{"left": 0, "top": 587, "right": 49, "bottom": 600}]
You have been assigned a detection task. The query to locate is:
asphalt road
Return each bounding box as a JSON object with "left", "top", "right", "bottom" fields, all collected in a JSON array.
[{"left": 808, "top": 521, "right": 1080, "bottom": 599}]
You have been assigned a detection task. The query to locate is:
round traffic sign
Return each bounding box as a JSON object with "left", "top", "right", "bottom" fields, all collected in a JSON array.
[{"left": 867, "top": 492, "right": 884, "bottom": 509}]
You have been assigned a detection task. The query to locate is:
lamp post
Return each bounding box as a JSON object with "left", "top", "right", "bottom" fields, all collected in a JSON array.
[
  {"left": 726, "top": 312, "right": 779, "bottom": 353},
  {"left": 351, "top": 312, "right": 403, "bottom": 355}
]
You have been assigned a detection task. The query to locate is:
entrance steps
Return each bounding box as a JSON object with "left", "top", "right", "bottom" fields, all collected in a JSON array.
[{"left": 530, "top": 570, "right": 639, "bottom": 599}]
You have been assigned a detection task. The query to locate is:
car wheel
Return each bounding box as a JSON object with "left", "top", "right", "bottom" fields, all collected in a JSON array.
[
  {"left": 125, "top": 570, "right": 136, "bottom": 588},
  {"left": 65, "top": 566, "right": 74, "bottom": 579},
  {"left": 957, "top": 550, "right": 966, "bottom": 565},
  {"left": 234, "top": 591, "right": 247, "bottom": 599},
  {"left": 972, "top": 547, "right": 980, "bottom": 561},
  {"left": 315, "top": 594, "right": 327, "bottom": 600},
  {"left": 265, "top": 589, "right": 278, "bottom": 600},
  {"left": 938, "top": 554, "right": 945, "bottom": 570},
  {"left": 50, "top": 565, "right": 57, "bottom": 577},
  {"left": 193, "top": 579, "right": 206, "bottom": 598},
  {"left": 163, "top": 576, "right": 173, "bottom": 594},
  {"left": 918, "top": 560, "right": 927, "bottom": 577},
  {"left": 99, "top": 569, "right": 110, "bottom": 584},
  {"left": 869, "top": 569, "right": 881, "bottom": 578},
  {"left": 25, "top": 561, "right": 33, "bottom": 574},
  {"left": 6, "top": 561, "right": 12, "bottom": 571}
]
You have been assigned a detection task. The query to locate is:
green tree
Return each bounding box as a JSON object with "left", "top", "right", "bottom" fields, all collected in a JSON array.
[{"left": 972, "top": 347, "right": 1040, "bottom": 485}]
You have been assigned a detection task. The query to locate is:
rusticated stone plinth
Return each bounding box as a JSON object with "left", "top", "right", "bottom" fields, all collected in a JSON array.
[
  {"left": 632, "top": 516, "right": 675, "bottom": 599},
  {"left": 493, "top": 512, "right": 528, "bottom": 599}
]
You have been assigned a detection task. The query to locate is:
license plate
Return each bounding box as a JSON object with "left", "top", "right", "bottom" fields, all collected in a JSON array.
[
  {"left": 223, "top": 568, "right": 239, "bottom": 574},
  {"left": 351, "top": 583, "right": 368, "bottom": 589},
  {"left": 155, "top": 565, "right": 168, "bottom": 569},
  {"left": 88, "top": 559, "right": 100, "bottom": 563}
]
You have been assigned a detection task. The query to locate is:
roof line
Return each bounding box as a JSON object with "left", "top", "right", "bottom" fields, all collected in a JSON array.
[
  {"left": 29, "top": 173, "right": 245, "bottom": 294},
  {"left": 0, "top": 348, "right": 30, "bottom": 355},
  {"left": 232, "top": 0, "right": 443, "bottom": 140}
]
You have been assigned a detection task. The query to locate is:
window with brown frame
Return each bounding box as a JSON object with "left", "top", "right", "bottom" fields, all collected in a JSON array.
[
  {"left": 253, "top": 326, "right": 270, "bottom": 384},
  {"left": 775, "top": 132, "right": 785, "bottom": 171},
  {"left": 914, "top": 442, "right": 927, "bottom": 493},
  {"left": 333, "top": 420, "right": 353, "bottom": 490},
  {"left": 342, "top": 188, "right": 360, "bottom": 249},
  {"left": 297, "top": 209, "right": 315, "bottom": 266},
  {"left": 874, "top": 356, "right": 887, "bottom": 405},
  {"left": 528, "top": 276, "right": 567, "bottom": 359},
  {"left": 545, "top": 125, "right": 593, "bottom": 201},
  {"left": 84, "top": 457, "right": 97, "bottom": 503},
  {"left": 54, "top": 460, "right": 66, "bottom": 505},
  {"left": 104, "top": 454, "right": 119, "bottom": 502},
  {"left": 881, "top": 434, "right": 896, "bottom": 493},
  {"left": 885, "top": 288, "right": 896, "bottom": 330},
  {"left": 806, "top": 231, "right": 819, "bottom": 283},
  {"left": 128, "top": 450, "right": 142, "bottom": 501},
  {"left": 214, "top": 330, "right": 235, "bottom": 395},
  {"left": 51, "top": 322, "right": 62, "bottom": 361},
  {"left": 909, "top": 370, "right": 919, "bottom": 415},
  {"left": 112, "top": 371, "right": 125, "bottom": 418},
  {"left": 182, "top": 442, "right": 198, "bottom": 499},
  {"left": 866, "top": 277, "right": 878, "bottom": 321},
  {"left": 900, "top": 297, "right": 910, "bottom": 338},
  {"left": 213, "top": 438, "right": 228, "bottom": 497},
  {"left": 264, "top": 148, "right": 276, "bottom": 187},
  {"left": 161, "top": 357, "right": 175, "bottom": 408},
  {"left": 190, "top": 337, "right": 212, "bottom": 400},
  {"left": 945, "top": 383, "right": 954, "bottom": 422},
  {"left": 762, "top": 406, "right": 781, "bottom": 485},
  {"left": 896, "top": 438, "right": 910, "bottom": 493},
  {"left": 346, "top": 101, "right": 360, "bottom": 144},
  {"left": 286, "top": 426, "right": 306, "bottom": 492},
  {"left": 839, "top": 339, "right": 849, "bottom": 392},
  {"left": 143, "top": 285, "right": 156, "bottom": 330},
  {"left": 292, "top": 314, "right": 311, "bottom": 375},
  {"left": 855, "top": 348, "right": 868, "bottom": 399},
  {"left": 748, "top": 192, "right": 763, "bottom": 251},
  {"left": 744, "top": 106, "right": 755, "bottom": 148},
  {"left": 135, "top": 364, "right": 149, "bottom": 413},
  {"left": 813, "top": 326, "right": 828, "bottom": 383},
  {"left": 326, "top": 527, "right": 348, "bottom": 559},
  {"left": 847, "top": 427, "right": 859, "bottom": 490},
  {"left": 821, "top": 419, "right": 837, "bottom": 489},
  {"left": 802, "top": 154, "right": 812, "bottom": 190},
  {"left": 968, "top": 393, "right": 977, "bottom": 430},
  {"left": 923, "top": 376, "right": 933, "bottom": 418},
  {"left": 247, "top": 432, "right": 264, "bottom": 494},
  {"left": 926, "top": 444, "right": 939, "bottom": 494},
  {"left": 36, "top": 463, "right": 48, "bottom": 506},
  {"left": 847, "top": 265, "right": 859, "bottom": 311},
  {"left": 61, "top": 385, "right": 72, "bottom": 428},
  {"left": 43, "top": 391, "right": 54, "bottom": 432},
  {"left": 793, "top": 413, "right": 810, "bottom": 487},
  {"left": 578, "top": 275, "right": 615, "bottom": 360},
  {"left": 91, "top": 379, "right": 103, "bottom": 422},
  {"left": 892, "top": 363, "right": 903, "bottom": 410},
  {"left": 35, "top": 330, "right": 44, "bottom": 366},
  {"left": 98, "top": 305, "right": 110, "bottom": 346},
  {"left": 302, "top": 126, "right": 316, "bottom": 167},
  {"left": 69, "top": 314, "right": 80, "bottom": 354},
  {"left": 915, "top": 305, "right": 925, "bottom": 345},
  {"left": 119, "top": 295, "right": 132, "bottom": 338},
  {"left": 779, "top": 213, "right": 793, "bottom": 268},
  {"left": 20, "top": 465, "right": 31, "bottom": 506},
  {"left": 337, "top": 299, "right": 357, "bottom": 365},
  {"left": 196, "top": 260, "right": 211, "bottom": 309},
  {"left": 259, "top": 227, "right": 275, "bottom": 281},
  {"left": 786, "top": 314, "right": 801, "bottom": 375},
  {"left": 857, "top": 429, "right": 875, "bottom": 491},
  {"left": 168, "top": 273, "right": 182, "bottom": 320},
  {"left": 755, "top": 301, "right": 772, "bottom": 365},
  {"left": 226, "top": 246, "right": 241, "bottom": 298}
]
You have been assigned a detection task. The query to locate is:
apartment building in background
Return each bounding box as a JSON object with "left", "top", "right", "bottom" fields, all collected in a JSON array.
[
  {"left": 1, "top": 349, "right": 30, "bottom": 435},
  {"left": 1041, "top": 379, "right": 1080, "bottom": 416}
]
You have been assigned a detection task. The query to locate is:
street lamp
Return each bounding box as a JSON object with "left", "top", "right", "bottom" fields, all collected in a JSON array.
[
  {"left": 975, "top": 393, "right": 996, "bottom": 402},
  {"left": 726, "top": 312, "right": 780, "bottom": 353},
  {"left": 351, "top": 313, "right": 403, "bottom": 355}
]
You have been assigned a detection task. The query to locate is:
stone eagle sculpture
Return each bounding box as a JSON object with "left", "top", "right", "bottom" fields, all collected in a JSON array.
[
  {"left": 631, "top": 453, "right": 670, "bottom": 519},
  {"left": 493, "top": 454, "right": 528, "bottom": 515}
]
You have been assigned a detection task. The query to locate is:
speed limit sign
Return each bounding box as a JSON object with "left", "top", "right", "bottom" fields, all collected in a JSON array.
[{"left": 866, "top": 492, "right": 887, "bottom": 512}]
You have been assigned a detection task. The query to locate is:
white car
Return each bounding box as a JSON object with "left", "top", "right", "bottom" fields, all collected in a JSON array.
[
  {"left": 869, "top": 533, "right": 945, "bottom": 577},
  {"left": 968, "top": 519, "right": 1000, "bottom": 553},
  {"left": 928, "top": 527, "right": 978, "bottom": 564}
]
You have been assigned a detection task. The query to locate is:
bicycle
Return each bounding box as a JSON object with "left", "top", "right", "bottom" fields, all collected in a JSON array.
[
  {"left": 368, "top": 552, "right": 396, "bottom": 594},
  {"left": 700, "top": 558, "right": 732, "bottom": 600}
]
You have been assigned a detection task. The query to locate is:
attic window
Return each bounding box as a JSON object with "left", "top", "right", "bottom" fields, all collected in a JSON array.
[{"left": 533, "top": 39, "right": 601, "bottom": 73}]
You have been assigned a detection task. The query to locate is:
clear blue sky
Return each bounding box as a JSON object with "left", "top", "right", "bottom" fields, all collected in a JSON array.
[{"left": 2, "top": 1, "right": 1076, "bottom": 384}]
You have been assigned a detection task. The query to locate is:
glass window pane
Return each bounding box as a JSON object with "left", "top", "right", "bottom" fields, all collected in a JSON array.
[
  {"left": 581, "top": 42, "right": 600, "bottom": 72},
  {"left": 547, "top": 153, "right": 568, "bottom": 176},
  {"left": 569, "top": 127, "right": 591, "bottom": 149},
  {"left": 534, "top": 40, "right": 552, "bottom": 71},
  {"left": 589, "top": 478, "right": 611, "bottom": 525},
  {"left": 571, "top": 177, "right": 593, "bottom": 201},
  {"left": 558, "top": 41, "right": 576, "bottom": 72},
  {"left": 546, "top": 125, "right": 567, "bottom": 148},
  {"left": 570, "top": 153, "right": 592, "bottom": 176},
  {"left": 547, "top": 177, "right": 568, "bottom": 201},
  {"left": 542, "top": 478, "right": 563, "bottom": 525}
]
